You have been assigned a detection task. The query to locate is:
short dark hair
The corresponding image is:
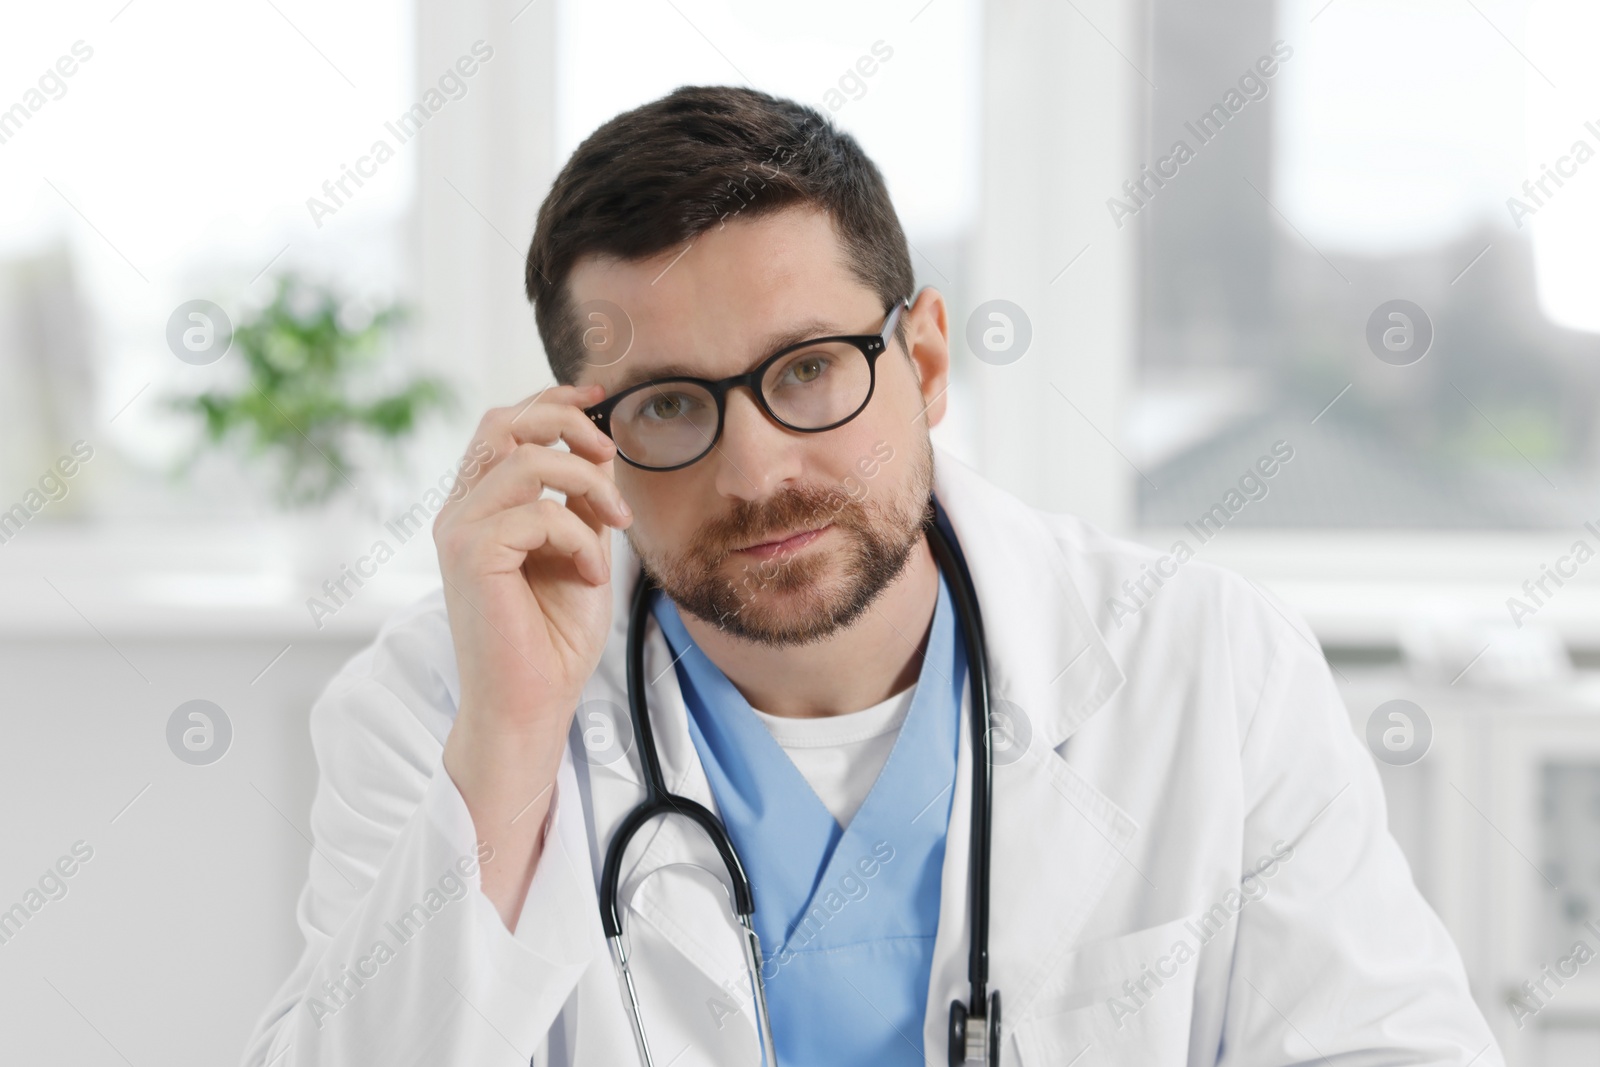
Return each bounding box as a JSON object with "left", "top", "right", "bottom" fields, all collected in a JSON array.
[{"left": 525, "top": 85, "right": 914, "bottom": 384}]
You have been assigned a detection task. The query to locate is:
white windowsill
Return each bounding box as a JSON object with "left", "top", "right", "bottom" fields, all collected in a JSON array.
[
  {"left": 7, "top": 521, "right": 1597, "bottom": 647},
  {"left": 1134, "top": 528, "right": 1600, "bottom": 648},
  {"left": 0, "top": 519, "right": 442, "bottom": 640}
]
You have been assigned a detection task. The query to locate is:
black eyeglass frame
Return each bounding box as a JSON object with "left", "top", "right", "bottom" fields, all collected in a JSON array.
[{"left": 583, "top": 296, "right": 913, "bottom": 472}]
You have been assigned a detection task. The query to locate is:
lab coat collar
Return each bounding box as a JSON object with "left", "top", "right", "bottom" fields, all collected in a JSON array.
[{"left": 926, "top": 446, "right": 1127, "bottom": 749}]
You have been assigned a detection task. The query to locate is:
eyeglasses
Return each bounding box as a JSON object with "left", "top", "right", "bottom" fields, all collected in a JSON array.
[{"left": 584, "top": 298, "right": 911, "bottom": 472}]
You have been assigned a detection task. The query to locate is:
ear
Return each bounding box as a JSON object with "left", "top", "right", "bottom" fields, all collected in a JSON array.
[{"left": 903, "top": 287, "right": 951, "bottom": 428}]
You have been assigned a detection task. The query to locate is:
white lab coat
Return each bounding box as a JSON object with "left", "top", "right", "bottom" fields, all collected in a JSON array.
[{"left": 241, "top": 446, "right": 1503, "bottom": 1066}]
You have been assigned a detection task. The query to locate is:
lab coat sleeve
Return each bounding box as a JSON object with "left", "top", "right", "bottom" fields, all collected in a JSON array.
[
  {"left": 1219, "top": 594, "right": 1503, "bottom": 1067},
  {"left": 237, "top": 633, "right": 598, "bottom": 1066}
]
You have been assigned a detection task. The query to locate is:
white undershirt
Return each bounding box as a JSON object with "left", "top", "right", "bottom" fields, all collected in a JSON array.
[{"left": 749, "top": 685, "right": 916, "bottom": 827}]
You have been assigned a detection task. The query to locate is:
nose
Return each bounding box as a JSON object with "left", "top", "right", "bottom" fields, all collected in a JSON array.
[{"left": 712, "top": 386, "right": 803, "bottom": 501}]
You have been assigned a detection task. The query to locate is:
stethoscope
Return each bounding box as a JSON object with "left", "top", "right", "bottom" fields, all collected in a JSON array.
[{"left": 598, "top": 511, "right": 1002, "bottom": 1065}]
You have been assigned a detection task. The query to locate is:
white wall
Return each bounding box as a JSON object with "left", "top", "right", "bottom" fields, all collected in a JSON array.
[{"left": 0, "top": 626, "right": 372, "bottom": 1063}]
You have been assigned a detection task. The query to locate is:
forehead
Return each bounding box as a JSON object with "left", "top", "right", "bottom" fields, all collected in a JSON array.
[{"left": 565, "top": 205, "right": 879, "bottom": 391}]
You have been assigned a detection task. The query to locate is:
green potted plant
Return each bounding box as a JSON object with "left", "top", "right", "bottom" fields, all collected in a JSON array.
[
  {"left": 167, "top": 275, "right": 457, "bottom": 591},
  {"left": 166, "top": 274, "right": 452, "bottom": 507}
]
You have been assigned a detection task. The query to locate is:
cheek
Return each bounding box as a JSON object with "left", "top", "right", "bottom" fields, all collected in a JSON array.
[
  {"left": 826, "top": 422, "right": 889, "bottom": 478},
  {"left": 614, "top": 470, "right": 659, "bottom": 542},
  {"left": 618, "top": 470, "right": 706, "bottom": 553},
  {"left": 824, "top": 421, "right": 915, "bottom": 502}
]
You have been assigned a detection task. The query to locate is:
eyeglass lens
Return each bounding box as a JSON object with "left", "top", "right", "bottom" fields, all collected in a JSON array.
[{"left": 608, "top": 340, "right": 872, "bottom": 468}]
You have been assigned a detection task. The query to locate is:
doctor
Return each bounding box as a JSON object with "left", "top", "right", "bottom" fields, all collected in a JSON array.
[{"left": 243, "top": 85, "right": 1501, "bottom": 1066}]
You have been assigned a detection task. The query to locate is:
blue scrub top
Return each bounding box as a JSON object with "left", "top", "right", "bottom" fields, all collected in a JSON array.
[{"left": 651, "top": 509, "right": 969, "bottom": 1065}]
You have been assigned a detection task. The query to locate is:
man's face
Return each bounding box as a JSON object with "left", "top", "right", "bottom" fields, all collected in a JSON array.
[{"left": 568, "top": 205, "right": 949, "bottom": 646}]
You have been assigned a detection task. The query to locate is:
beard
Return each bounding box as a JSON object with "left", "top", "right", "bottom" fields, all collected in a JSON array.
[{"left": 629, "top": 436, "right": 935, "bottom": 647}]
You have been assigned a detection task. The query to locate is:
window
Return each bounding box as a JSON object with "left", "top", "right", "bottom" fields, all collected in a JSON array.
[
  {"left": 0, "top": 2, "right": 416, "bottom": 520},
  {"left": 1131, "top": 0, "right": 1600, "bottom": 530}
]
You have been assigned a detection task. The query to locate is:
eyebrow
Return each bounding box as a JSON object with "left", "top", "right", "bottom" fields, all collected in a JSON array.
[{"left": 610, "top": 316, "right": 843, "bottom": 394}]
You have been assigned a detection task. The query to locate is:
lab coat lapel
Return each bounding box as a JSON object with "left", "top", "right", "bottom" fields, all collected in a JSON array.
[
  {"left": 922, "top": 447, "right": 1136, "bottom": 1055},
  {"left": 575, "top": 535, "right": 765, "bottom": 1057}
]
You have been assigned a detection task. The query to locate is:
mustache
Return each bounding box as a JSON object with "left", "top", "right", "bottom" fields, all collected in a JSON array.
[{"left": 695, "top": 486, "right": 857, "bottom": 559}]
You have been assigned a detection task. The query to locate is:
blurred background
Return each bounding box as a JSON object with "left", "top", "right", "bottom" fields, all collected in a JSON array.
[{"left": 3, "top": 0, "right": 1599, "bottom": 1062}]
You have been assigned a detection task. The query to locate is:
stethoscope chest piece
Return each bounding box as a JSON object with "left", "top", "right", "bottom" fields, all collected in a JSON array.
[{"left": 949, "top": 989, "right": 1001, "bottom": 1064}]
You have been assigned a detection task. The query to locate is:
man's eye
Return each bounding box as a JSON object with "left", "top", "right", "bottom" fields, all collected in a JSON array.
[
  {"left": 643, "top": 393, "right": 694, "bottom": 420},
  {"left": 791, "top": 357, "right": 824, "bottom": 383},
  {"left": 779, "top": 352, "right": 833, "bottom": 385}
]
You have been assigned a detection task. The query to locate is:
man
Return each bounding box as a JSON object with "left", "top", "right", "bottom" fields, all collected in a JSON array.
[{"left": 242, "top": 86, "right": 1501, "bottom": 1065}]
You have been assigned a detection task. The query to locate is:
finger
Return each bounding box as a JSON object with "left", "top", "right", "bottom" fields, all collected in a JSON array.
[
  {"left": 454, "top": 444, "right": 631, "bottom": 529},
  {"left": 504, "top": 384, "right": 615, "bottom": 459},
  {"left": 564, "top": 454, "right": 620, "bottom": 547},
  {"left": 455, "top": 386, "right": 615, "bottom": 496},
  {"left": 507, "top": 381, "right": 603, "bottom": 416},
  {"left": 470, "top": 498, "right": 610, "bottom": 585},
  {"left": 460, "top": 444, "right": 628, "bottom": 525}
]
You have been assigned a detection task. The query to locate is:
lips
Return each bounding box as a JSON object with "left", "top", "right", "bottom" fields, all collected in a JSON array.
[{"left": 733, "top": 524, "right": 832, "bottom": 557}]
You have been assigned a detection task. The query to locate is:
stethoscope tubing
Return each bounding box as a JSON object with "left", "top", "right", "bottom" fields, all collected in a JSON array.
[
  {"left": 925, "top": 510, "right": 995, "bottom": 1016},
  {"left": 597, "top": 508, "right": 995, "bottom": 1063},
  {"left": 598, "top": 572, "right": 758, "bottom": 940}
]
